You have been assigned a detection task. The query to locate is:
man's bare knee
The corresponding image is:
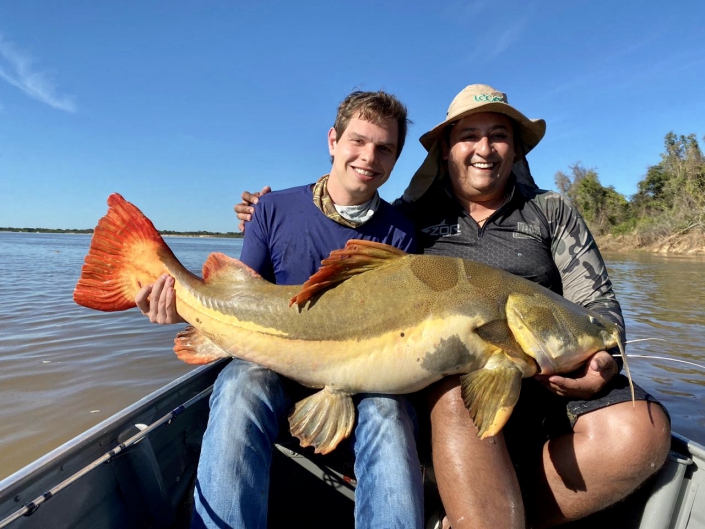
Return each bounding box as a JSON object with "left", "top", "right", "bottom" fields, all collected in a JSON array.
[{"left": 574, "top": 400, "right": 671, "bottom": 482}]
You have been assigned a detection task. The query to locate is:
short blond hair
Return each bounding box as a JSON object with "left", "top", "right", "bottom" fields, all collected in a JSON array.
[{"left": 333, "top": 90, "right": 411, "bottom": 159}]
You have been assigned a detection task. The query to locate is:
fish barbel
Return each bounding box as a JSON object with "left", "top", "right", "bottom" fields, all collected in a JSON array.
[{"left": 73, "top": 194, "right": 633, "bottom": 454}]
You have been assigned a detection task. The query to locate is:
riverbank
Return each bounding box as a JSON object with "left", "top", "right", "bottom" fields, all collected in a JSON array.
[
  {"left": 596, "top": 230, "right": 705, "bottom": 255},
  {"left": 0, "top": 228, "right": 243, "bottom": 239}
]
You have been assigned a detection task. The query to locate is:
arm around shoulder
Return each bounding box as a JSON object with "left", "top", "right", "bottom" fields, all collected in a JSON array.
[{"left": 238, "top": 195, "right": 275, "bottom": 281}]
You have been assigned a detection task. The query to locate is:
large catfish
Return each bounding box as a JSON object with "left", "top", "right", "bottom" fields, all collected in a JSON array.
[{"left": 74, "top": 194, "right": 632, "bottom": 454}]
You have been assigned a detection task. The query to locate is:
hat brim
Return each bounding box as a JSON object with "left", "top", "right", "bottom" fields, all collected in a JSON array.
[{"left": 419, "top": 102, "right": 546, "bottom": 154}]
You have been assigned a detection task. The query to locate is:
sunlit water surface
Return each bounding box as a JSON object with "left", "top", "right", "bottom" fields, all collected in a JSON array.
[
  {"left": 0, "top": 232, "right": 240, "bottom": 479},
  {"left": 0, "top": 233, "right": 703, "bottom": 479},
  {"left": 603, "top": 251, "right": 705, "bottom": 444}
]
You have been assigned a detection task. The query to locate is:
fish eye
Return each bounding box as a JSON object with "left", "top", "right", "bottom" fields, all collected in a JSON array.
[{"left": 588, "top": 315, "right": 603, "bottom": 327}]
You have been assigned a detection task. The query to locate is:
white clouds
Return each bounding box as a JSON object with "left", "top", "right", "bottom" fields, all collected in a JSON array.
[
  {"left": 442, "top": 0, "right": 486, "bottom": 19},
  {"left": 489, "top": 19, "right": 527, "bottom": 59},
  {"left": 441, "top": 1, "right": 528, "bottom": 62},
  {"left": 0, "top": 33, "right": 76, "bottom": 113},
  {"left": 464, "top": 17, "right": 529, "bottom": 64}
]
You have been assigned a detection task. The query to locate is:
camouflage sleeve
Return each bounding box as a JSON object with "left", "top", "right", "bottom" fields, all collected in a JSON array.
[{"left": 535, "top": 191, "right": 626, "bottom": 366}]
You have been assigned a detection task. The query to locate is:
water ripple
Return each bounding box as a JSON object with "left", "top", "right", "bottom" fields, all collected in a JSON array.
[
  {"left": 0, "top": 233, "right": 242, "bottom": 478},
  {"left": 604, "top": 251, "right": 705, "bottom": 444}
]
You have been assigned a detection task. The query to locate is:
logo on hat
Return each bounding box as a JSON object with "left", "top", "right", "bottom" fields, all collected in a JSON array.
[{"left": 474, "top": 94, "right": 506, "bottom": 103}]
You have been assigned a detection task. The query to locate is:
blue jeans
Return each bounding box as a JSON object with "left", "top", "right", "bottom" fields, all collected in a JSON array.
[{"left": 192, "top": 358, "right": 424, "bottom": 529}]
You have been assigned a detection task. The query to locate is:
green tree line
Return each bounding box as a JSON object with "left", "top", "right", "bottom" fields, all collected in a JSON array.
[
  {"left": 555, "top": 132, "right": 705, "bottom": 242},
  {"left": 0, "top": 227, "right": 243, "bottom": 238}
]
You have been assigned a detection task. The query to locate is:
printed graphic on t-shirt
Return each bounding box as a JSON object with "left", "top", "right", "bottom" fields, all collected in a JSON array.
[
  {"left": 513, "top": 221, "right": 542, "bottom": 240},
  {"left": 421, "top": 221, "right": 460, "bottom": 238}
]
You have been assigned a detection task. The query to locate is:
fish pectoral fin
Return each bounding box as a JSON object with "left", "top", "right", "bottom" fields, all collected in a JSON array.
[
  {"left": 173, "top": 326, "right": 230, "bottom": 364},
  {"left": 460, "top": 356, "right": 523, "bottom": 440},
  {"left": 288, "top": 387, "right": 355, "bottom": 455},
  {"left": 289, "top": 239, "right": 407, "bottom": 307}
]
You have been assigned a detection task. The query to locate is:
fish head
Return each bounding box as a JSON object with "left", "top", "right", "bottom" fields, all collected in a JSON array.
[{"left": 505, "top": 292, "right": 620, "bottom": 375}]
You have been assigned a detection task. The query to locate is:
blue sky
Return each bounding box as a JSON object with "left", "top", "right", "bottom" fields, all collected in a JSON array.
[{"left": 1, "top": 0, "right": 703, "bottom": 232}]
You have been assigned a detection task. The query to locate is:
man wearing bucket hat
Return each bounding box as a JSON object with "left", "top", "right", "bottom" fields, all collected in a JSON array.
[
  {"left": 395, "top": 84, "right": 671, "bottom": 529},
  {"left": 235, "top": 84, "right": 671, "bottom": 528}
]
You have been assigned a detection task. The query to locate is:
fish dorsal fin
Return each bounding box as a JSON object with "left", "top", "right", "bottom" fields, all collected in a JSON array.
[
  {"left": 289, "top": 239, "right": 408, "bottom": 307},
  {"left": 202, "top": 252, "right": 262, "bottom": 285}
]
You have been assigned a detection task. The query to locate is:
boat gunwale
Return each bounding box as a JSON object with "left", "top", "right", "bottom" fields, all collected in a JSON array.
[
  {"left": 672, "top": 432, "right": 705, "bottom": 462},
  {"left": 1, "top": 358, "right": 704, "bottom": 529},
  {"left": 0, "top": 360, "right": 226, "bottom": 498}
]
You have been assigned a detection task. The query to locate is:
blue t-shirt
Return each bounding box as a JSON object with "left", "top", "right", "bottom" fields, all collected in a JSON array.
[{"left": 240, "top": 184, "right": 417, "bottom": 285}]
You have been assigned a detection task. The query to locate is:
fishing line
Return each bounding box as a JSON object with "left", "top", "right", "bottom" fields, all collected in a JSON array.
[
  {"left": 0, "top": 385, "right": 214, "bottom": 529},
  {"left": 618, "top": 338, "right": 705, "bottom": 370},
  {"left": 612, "top": 354, "right": 705, "bottom": 371}
]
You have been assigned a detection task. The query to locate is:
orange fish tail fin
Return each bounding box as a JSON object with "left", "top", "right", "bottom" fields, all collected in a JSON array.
[{"left": 73, "top": 193, "right": 177, "bottom": 312}]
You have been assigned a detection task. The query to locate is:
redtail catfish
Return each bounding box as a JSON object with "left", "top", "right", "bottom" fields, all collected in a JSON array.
[{"left": 74, "top": 194, "right": 632, "bottom": 454}]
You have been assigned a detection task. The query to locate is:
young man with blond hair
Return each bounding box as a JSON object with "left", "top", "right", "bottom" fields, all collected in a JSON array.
[{"left": 137, "top": 90, "right": 424, "bottom": 529}]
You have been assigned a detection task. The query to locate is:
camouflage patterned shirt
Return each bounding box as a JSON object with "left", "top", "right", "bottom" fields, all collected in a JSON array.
[{"left": 396, "top": 175, "right": 626, "bottom": 350}]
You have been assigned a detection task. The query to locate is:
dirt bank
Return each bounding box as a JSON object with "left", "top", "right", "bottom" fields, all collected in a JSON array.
[{"left": 596, "top": 230, "right": 705, "bottom": 255}]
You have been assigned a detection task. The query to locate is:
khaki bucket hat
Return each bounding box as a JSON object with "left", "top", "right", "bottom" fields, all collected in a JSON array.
[{"left": 402, "top": 84, "right": 546, "bottom": 202}]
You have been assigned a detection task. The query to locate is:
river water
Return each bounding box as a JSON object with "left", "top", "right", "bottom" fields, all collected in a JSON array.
[{"left": 0, "top": 232, "right": 703, "bottom": 480}]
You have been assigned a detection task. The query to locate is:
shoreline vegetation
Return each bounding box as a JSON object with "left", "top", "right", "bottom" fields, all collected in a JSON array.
[
  {"left": 0, "top": 227, "right": 243, "bottom": 238},
  {"left": 5, "top": 130, "right": 703, "bottom": 253},
  {"left": 556, "top": 131, "right": 705, "bottom": 255}
]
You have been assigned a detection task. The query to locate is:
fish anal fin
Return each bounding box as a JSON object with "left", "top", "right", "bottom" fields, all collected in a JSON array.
[
  {"left": 202, "top": 253, "right": 262, "bottom": 284},
  {"left": 173, "top": 326, "right": 230, "bottom": 364},
  {"left": 460, "top": 355, "right": 523, "bottom": 439},
  {"left": 290, "top": 239, "right": 408, "bottom": 307},
  {"left": 288, "top": 387, "right": 355, "bottom": 454}
]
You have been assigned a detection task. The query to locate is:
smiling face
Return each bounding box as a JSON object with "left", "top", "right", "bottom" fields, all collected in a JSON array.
[
  {"left": 444, "top": 112, "right": 516, "bottom": 204},
  {"left": 327, "top": 115, "right": 399, "bottom": 206}
]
